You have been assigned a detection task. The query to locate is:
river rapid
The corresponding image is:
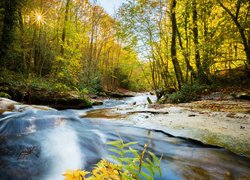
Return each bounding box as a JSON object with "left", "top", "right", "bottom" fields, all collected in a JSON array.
[{"left": 0, "top": 94, "right": 250, "bottom": 180}]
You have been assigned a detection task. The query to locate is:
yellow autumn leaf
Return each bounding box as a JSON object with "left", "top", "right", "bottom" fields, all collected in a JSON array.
[{"left": 63, "top": 169, "right": 89, "bottom": 180}]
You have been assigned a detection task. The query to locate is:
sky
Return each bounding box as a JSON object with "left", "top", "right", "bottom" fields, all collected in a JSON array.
[{"left": 97, "top": 0, "right": 124, "bottom": 15}]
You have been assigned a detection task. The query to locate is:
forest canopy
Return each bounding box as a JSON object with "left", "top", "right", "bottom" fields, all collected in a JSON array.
[
  {"left": 0, "top": 0, "right": 249, "bottom": 98},
  {"left": 0, "top": 0, "right": 150, "bottom": 93}
]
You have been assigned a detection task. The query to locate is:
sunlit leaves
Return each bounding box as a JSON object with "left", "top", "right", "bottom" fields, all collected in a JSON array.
[
  {"left": 63, "top": 169, "right": 89, "bottom": 180},
  {"left": 63, "top": 139, "right": 162, "bottom": 180}
]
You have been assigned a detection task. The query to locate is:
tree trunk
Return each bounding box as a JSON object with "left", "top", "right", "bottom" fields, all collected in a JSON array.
[
  {"left": 192, "top": 0, "right": 209, "bottom": 83},
  {"left": 60, "top": 0, "right": 70, "bottom": 55},
  {"left": 177, "top": 27, "right": 196, "bottom": 80},
  {"left": 170, "top": 0, "right": 184, "bottom": 90}
]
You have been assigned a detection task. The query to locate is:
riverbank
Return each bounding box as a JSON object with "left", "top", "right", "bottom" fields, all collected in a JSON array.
[
  {"left": 84, "top": 99, "right": 250, "bottom": 158},
  {"left": 0, "top": 72, "right": 140, "bottom": 109}
]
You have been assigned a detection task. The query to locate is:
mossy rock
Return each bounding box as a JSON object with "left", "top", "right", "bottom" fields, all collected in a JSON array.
[
  {"left": 48, "top": 97, "right": 92, "bottom": 110},
  {"left": 192, "top": 129, "right": 250, "bottom": 157}
]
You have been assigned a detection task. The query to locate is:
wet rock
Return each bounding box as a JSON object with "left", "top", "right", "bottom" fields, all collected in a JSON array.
[
  {"left": 0, "top": 98, "right": 16, "bottom": 114},
  {"left": 15, "top": 104, "right": 56, "bottom": 112},
  {"left": 149, "top": 92, "right": 154, "bottom": 95},
  {"left": 147, "top": 97, "right": 152, "bottom": 104},
  {"left": 89, "top": 95, "right": 98, "bottom": 99},
  {"left": 82, "top": 109, "right": 126, "bottom": 119},
  {"left": 92, "top": 100, "right": 103, "bottom": 106},
  {"left": 232, "top": 92, "right": 250, "bottom": 100},
  {"left": 188, "top": 114, "right": 196, "bottom": 117},
  {"left": 28, "top": 94, "right": 92, "bottom": 110},
  {"left": 105, "top": 91, "right": 135, "bottom": 98},
  {"left": 127, "top": 110, "right": 168, "bottom": 115},
  {"left": 240, "top": 126, "right": 245, "bottom": 129},
  {"left": 48, "top": 98, "right": 92, "bottom": 110}
]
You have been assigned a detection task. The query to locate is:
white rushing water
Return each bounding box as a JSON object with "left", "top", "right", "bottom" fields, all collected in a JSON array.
[{"left": 40, "top": 126, "right": 83, "bottom": 180}]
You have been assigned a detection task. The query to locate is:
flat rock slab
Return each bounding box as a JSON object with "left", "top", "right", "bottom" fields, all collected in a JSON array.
[{"left": 89, "top": 101, "right": 250, "bottom": 157}]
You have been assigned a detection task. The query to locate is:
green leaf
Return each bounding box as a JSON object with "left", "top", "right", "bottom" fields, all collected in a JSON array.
[
  {"left": 140, "top": 171, "right": 154, "bottom": 180},
  {"left": 120, "top": 157, "right": 135, "bottom": 163},
  {"left": 149, "top": 151, "right": 160, "bottom": 165},
  {"left": 145, "top": 157, "right": 154, "bottom": 167},
  {"left": 107, "top": 140, "right": 123, "bottom": 148},
  {"left": 124, "top": 141, "right": 138, "bottom": 147},
  {"left": 110, "top": 155, "right": 123, "bottom": 163},
  {"left": 142, "top": 162, "right": 155, "bottom": 176},
  {"left": 108, "top": 148, "right": 122, "bottom": 156},
  {"left": 128, "top": 147, "right": 140, "bottom": 157}
]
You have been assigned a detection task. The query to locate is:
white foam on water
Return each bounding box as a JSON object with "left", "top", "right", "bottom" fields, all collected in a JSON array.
[
  {"left": 40, "top": 126, "right": 83, "bottom": 180},
  {"left": 125, "top": 94, "right": 157, "bottom": 105},
  {"left": 91, "top": 129, "right": 107, "bottom": 144}
]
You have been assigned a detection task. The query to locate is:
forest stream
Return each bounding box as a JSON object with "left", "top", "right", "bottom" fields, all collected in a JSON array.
[{"left": 0, "top": 94, "right": 250, "bottom": 180}]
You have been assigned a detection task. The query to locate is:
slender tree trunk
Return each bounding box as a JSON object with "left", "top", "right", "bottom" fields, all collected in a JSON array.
[
  {"left": 61, "top": 0, "right": 70, "bottom": 55},
  {"left": 192, "top": 0, "right": 209, "bottom": 83},
  {"left": 177, "top": 27, "right": 196, "bottom": 79},
  {"left": 88, "top": 9, "right": 95, "bottom": 83},
  {"left": 192, "top": 0, "right": 201, "bottom": 79},
  {"left": 18, "top": 8, "right": 27, "bottom": 74},
  {"left": 170, "top": 0, "right": 184, "bottom": 89}
]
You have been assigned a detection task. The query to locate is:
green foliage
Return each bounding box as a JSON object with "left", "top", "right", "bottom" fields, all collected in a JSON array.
[
  {"left": 63, "top": 139, "right": 162, "bottom": 180},
  {"left": 107, "top": 139, "right": 162, "bottom": 179},
  {"left": 167, "top": 83, "right": 210, "bottom": 103},
  {"left": 81, "top": 97, "right": 92, "bottom": 107},
  {"left": 0, "top": 92, "right": 11, "bottom": 99},
  {"left": 0, "top": 69, "right": 94, "bottom": 108},
  {"left": 54, "top": 83, "right": 71, "bottom": 94},
  {"left": 0, "top": 69, "right": 71, "bottom": 96}
]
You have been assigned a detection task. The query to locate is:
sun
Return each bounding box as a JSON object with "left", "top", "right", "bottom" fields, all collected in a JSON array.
[
  {"left": 31, "top": 10, "right": 46, "bottom": 26},
  {"left": 37, "top": 15, "right": 42, "bottom": 21}
]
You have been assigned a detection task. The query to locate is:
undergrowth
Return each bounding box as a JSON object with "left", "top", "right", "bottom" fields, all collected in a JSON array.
[
  {"left": 167, "top": 83, "right": 212, "bottom": 103},
  {"left": 0, "top": 69, "right": 94, "bottom": 99}
]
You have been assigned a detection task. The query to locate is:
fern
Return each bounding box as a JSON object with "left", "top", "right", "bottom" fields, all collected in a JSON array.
[
  {"left": 107, "top": 140, "right": 162, "bottom": 180},
  {"left": 63, "top": 139, "right": 162, "bottom": 180}
]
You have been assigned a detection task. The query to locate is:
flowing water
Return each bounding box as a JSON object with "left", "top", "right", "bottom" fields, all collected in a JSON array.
[{"left": 0, "top": 94, "right": 250, "bottom": 180}]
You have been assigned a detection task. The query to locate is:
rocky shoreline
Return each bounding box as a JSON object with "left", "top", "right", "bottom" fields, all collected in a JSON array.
[{"left": 84, "top": 99, "right": 250, "bottom": 158}]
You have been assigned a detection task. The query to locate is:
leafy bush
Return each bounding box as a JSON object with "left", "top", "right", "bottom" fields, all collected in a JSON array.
[
  {"left": 0, "top": 92, "right": 11, "bottom": 99},
  {"left": 167, "top": 83, "right": 209, "bottom": 103},
  {"left": 63, "top": 139, "right": 162, "bottom": 180}
]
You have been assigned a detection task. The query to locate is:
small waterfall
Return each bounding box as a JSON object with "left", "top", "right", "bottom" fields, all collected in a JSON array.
[{"left": 39, "top": 126, "right": 83, "bottom": 180}]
